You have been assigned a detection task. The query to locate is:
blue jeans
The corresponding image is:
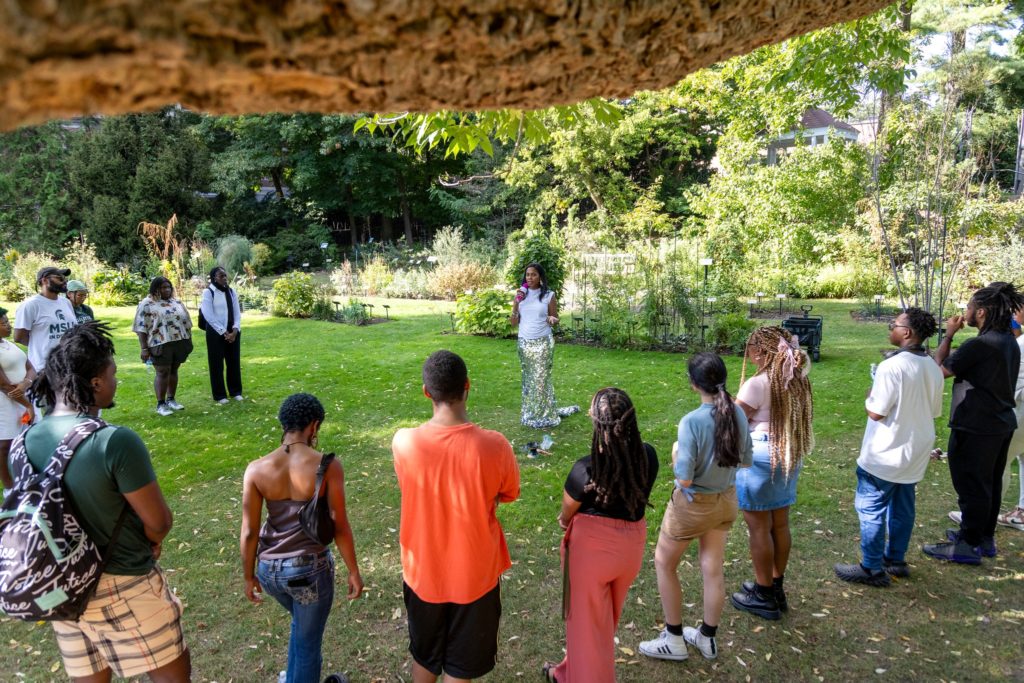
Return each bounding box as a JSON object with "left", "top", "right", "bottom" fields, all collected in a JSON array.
[
  {"left": 257, "top": 551, "right": 334, "bottom": 683},
  {"left": 854, "top": 466, "right": 916, "bottom": 570}
]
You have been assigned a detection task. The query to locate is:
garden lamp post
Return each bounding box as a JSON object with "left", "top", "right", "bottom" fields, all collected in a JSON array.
[
  {"left": 448, "top": 312, "right": 456, "bottom": 332},
  {"left": 747, "top": 299, "right": 756, "bottom": 318},
  {"left": 302, "top": 261, "right": 309, "bottom": 272},
  {"left": 320, "top": 241, "right": 329, "bottom": 267},
  {"left": 776, "top": 293, "right": 786, "bottom": 316},
  {"left": 873, "top": 294, "right": 883, "bottom": 318},
  {"left": 699, "top": 258, "right": 713, "bottom": 346},
  {"left": 756, "top": 291, "right": 765, "bottom": 308},
  {"left": 707, "top": 296, "right": 717, "bottom": 316}
]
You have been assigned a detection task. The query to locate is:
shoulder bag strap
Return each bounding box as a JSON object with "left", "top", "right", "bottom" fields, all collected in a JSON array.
[{"left": 311, "top": 452, "right": 335, "bottom": 502}]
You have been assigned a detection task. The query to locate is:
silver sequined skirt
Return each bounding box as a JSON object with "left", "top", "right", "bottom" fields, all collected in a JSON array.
[{"left": 518, "top": 335, "right": 579, "bottom": 428}]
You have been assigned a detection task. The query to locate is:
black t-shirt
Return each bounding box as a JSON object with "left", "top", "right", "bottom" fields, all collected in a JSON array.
[
  {"left": 563, "top": 443, "right": 659, "bottom": 522},
  {"left": 944, "top": 329, "right": 1021, "bottom": 434}
]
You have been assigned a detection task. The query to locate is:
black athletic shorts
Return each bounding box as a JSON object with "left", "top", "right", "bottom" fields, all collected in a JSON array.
[{"left": 403, "top": 581, "right": 501, "bottom": 679}]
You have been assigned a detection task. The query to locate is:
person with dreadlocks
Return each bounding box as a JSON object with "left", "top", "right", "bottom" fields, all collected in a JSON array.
[
  {"left": 542, "top": 388, "right": 658, "bottom": 682},
  {"left": 639, "top": 353, "right": 752, "bottom": 664},
  {"left": 730, "top": 326, "right": 813, "bottom": 621},
  {"left": 17, "top": 322, "right": 190, "bottom": 681},
  {"left": 924, "top": 282, "right": 1024, "bottom": 564}
]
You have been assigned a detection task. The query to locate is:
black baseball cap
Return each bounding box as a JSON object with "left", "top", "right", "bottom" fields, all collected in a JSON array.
[{"left": 36, "top": 267, "right": 71, "bottom": 283}]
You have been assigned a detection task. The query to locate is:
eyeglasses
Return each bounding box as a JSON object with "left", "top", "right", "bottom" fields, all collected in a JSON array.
[{"left": 887, "top": 321, "right": 910, "bottom": 331}]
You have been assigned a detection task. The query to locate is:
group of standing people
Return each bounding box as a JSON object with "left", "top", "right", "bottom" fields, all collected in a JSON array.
[{"left": 5, "top": 265, "right": 1024, "bottom": 683}]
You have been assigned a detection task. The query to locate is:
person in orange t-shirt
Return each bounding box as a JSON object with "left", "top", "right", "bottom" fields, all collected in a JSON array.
[{"left": 393, "top": 350, "right": 520, "bottom": 682}]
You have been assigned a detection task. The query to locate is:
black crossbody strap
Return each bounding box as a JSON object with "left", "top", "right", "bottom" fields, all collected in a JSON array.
[{"left": 311, "top": 452, "right": 335, "bottom": 501}]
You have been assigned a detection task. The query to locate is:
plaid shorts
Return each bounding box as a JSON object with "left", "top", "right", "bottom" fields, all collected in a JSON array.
[{"left": 52, "top": 567, "right": 186, "bottom": 678}]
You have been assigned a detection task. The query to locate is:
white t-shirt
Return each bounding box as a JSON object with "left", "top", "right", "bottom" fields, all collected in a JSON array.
[
  {"left": 517, "top": 289, "right": 553, "bottom": 340},
  {"left": 13, "top": 294, "right": 77, "bottom": 371},
  {"left": 858, "top": 351, "right": 944, "bottom": 484}
]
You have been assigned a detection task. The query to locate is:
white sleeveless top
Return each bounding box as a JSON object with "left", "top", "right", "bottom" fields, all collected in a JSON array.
[{"left": 518, "top": 289, "right": 554, "bottom": 340}]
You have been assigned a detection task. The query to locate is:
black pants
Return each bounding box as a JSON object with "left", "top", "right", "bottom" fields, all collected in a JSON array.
[
  {"left": 947, "top": 428, "right": 1012, "bottom": 545},
  {"left": 205, "top": 328, "right": 242, "bottom": 400}
]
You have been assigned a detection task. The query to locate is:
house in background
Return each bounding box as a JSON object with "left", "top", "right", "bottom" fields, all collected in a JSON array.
[{"left": 765, "top": 108, "right": 859, "bottom": 165}]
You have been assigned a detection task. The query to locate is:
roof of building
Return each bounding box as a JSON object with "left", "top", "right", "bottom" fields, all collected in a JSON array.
[{"left": 800, "top": 108, "right": 859, "bottom": 135}]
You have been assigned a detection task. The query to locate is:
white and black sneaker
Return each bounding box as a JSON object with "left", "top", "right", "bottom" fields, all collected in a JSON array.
[
  {"left": 638, "top": 629, "right": 688, "bottom": 661},
  {"left": 156, "top": 403, "right": 174, "bottom": 417},
  {"left": 683, "top": 626, "right": 718, "bottom": 660},
  {"left": 165, "top": 399, "right": 185, "bottom": 411}
]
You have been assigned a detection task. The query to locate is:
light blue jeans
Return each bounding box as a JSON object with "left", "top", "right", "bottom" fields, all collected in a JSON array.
[
  {"left": 854, "top": 466, "right": 916, "bottom": 570},
  {"left": 257, "top": 551, "right": 334, "bottom": 683}
]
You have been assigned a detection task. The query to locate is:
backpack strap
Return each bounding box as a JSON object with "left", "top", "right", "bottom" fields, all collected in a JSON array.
[
  {"left": 7, "top": 417, "right": 108, "bottom": 487},
  {"left": 42, "top": 417, "right": 108, "bottom": 479}
]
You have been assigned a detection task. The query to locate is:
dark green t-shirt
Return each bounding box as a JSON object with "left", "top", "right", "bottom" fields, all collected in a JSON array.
[{"left": 15, "top": 415, "right": 158, "bottom": 575}]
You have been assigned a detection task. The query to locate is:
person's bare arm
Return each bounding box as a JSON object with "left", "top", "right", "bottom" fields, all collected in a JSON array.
[
  {"left": 12, "top": 329, "right": 28, "bottom": 346},
  {"left": 934, "top": 314, "right": 963, "bottom": 377},
  {"left": 547, "top": 295, "right": 559, "bottom": 326},
  {"left": 122, "top": 481, "right": 173, "bottom": 556},
  {"left": 239, "top": 464, "right": 265, "bottom": 603},
  {"left": 866, "top": 410, "right": 886, "bottom": 422},
  {"left": 326, "top": 460, "right": 363, "bottom": 599},
  {"left": 558, "top": 490, "right": 582, "bottom": 529},
  {"left": 510, "top": 296, "right": 521, "bottom": 326},
  {"left": 735, "top": 399, "right": 757, "bottom": 421},
  {"left": 136, "top": 331, "right": 152, "bottom": 363}
]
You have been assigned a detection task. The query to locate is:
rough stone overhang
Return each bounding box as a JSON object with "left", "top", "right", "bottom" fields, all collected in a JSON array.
[{"left": 0, "top": 0, "right": 891, "bottom": 130}]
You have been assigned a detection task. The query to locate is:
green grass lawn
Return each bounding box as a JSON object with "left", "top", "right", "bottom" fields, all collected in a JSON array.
[{"left": 1, "top": 298, "right": 1022, "bottom": 682}]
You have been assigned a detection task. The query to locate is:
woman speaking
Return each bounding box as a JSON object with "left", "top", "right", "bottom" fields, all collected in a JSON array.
[{"left": 510, "top": 262, "right": 578, "bottom": 428}]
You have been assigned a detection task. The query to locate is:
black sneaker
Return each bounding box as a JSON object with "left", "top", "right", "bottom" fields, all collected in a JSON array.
[
  {"left": 731, "top": 586, "right": 781, "bottom": 620},
  {"left": 741, "top": 579, "right": 788, "bottom": 612},
  {"left": 945, "top": 529, "right": 998, "bottom": 558},
  {"left": 833, "top": 563, "right": 891, "bottom": 587},
  {"left": 882, "top": 559, "right": 910, "bottom": 578},
  {"left": 922, "top": 538, "right": 982, "bottom": 565}
]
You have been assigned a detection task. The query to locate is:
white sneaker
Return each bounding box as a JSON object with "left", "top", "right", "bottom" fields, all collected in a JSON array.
[
  {"left": 232, "top": 395, "right": 244, "bottom": 402},
  {"left": 165, "top": 399, "right": 185, "bottom": 411},
  {"left": 216, "top": 398, "right": 229, "bottom": 405},
  {"left": 949, "top": 510, "right": 962, "bottom": 525},
  {"left": 683, "top": 626, "right": 718, "bottom": 660},
  {"left": 639, "top": 629, "right": 688, "bottom": 661},
  {"left": 156, "top": 403, "right": 174, "bottom": 416}
]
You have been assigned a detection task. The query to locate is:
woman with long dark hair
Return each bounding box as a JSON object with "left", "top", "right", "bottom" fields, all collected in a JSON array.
[
  {"left": 640, "top": 352, "right": 752, "bottom": 664},
  {"left": 133, "top": 277, "right": 193, "bottom": 416},
  {"left": 240, "top": 393, "right": 362, "bottom": 683},
  {"left": 200, "top": 266, "right": 244, "bottom": 403},
  {"left": 542, "top": 388, "right": 658, "bottom": 683},
  {"left": 510, "top": 262, "right": 578, "bottom": 428},
  {"left": 731, "top": 326, "right": 813, "bottom": 620}
]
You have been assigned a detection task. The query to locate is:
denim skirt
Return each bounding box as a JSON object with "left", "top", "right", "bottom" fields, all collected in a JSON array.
[{"left": 736, "top": 433, "right": 801, "bottom": 511}]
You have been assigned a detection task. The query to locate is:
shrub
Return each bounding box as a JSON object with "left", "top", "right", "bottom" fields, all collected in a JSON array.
[
  {"left": 235, "top": 283, "right": 269, "bottom": 312},
  {"left": 809, "top": 262, "right": 890, "bottom": 299},
  {"left": 187, "top": 240, "right": 218, "bottom": 280},
  {"left": 216, "top": 235, "right": 254, "bottom": 275},
  {"left": 431, "top": 225, "right": 467, "bottom": 266},
  {"left": 505, "top": 233, "right": 567, "bottom": 297},
  {"left": 11, "top": 251, "right": 58, "bottom": 295},
  {"left": 330, "top": 259, "right": 359, "bottom": 296},
  {"left": 250, "top": 243, "right": 272, "bottom": 274},
  {"left": 359, "top": 255, "right": 393, "bottom": 295},
  {"left": 429, "top": 261, "right": 498, "bottom": 300},
  {"left": 709, "top": 313, "right": 757, "bottom": 354},
  {"left": 384, "top": 268, "right": 432, "bottom": 299},
  {"left": 455, "top": 288, "right": 514, "bottom": 337},
  {"left": 0, "top": 277, "right": 25, "bottom": 302},
  {"left": 61, "top": 239, "right": 105, "bottom": 290},
  {"left": 271, "top": 271, "right": 319, "bottom": 318},
  {"left": 310, "top": 294, "right": 337, "bottom": 321},
  {"left": 336, "top": 298, "right": 370, "bottom": 325},
  {"left": 91, "top": 268, "right": 149, "bottom": 306}
]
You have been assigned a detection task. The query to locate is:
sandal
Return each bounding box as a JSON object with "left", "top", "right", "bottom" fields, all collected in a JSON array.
[
  {"left": 541, "top": 662, "right": 559, "bottom": 682},
  {"left": 997, "top": 506, "right": 1024, "bottom": 531}
]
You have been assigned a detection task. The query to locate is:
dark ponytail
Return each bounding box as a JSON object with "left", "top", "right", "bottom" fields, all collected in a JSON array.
[
  {"left": 971, "top": 281, "right": 1024, "bottom": 334},
  {"left": 31, "top": 321, "right": 116, "bottom": 416},
  {"left": 688, "top": 352, "right": 741, "bottom": 468}
]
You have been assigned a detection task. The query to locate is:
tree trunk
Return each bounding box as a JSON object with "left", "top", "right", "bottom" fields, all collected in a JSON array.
[
  {"left": 270, "top": 168, "right": 286, "bottom": 200},
  {"left": 347, "top": 205, "right": 357, "bottom": 248},
  {"left": 402, "top": 201, "right": 413, "bottom": 243},
  {"left": 381, "top": 214, "right": 394, "bottom": 241}
]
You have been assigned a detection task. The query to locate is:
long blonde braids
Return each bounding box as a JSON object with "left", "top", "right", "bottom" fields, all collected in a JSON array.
[{"left": 740, "top": 326, "right": 814, "bottom": 477}]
